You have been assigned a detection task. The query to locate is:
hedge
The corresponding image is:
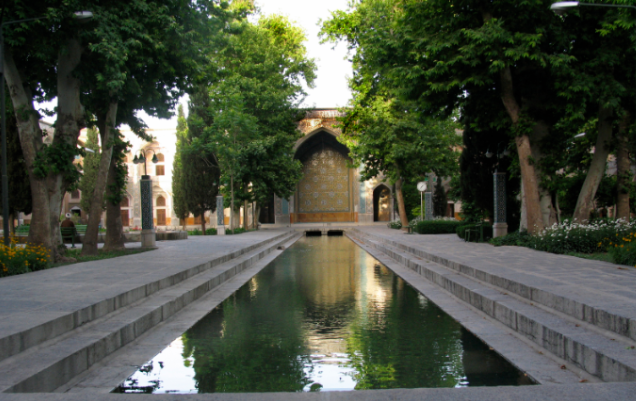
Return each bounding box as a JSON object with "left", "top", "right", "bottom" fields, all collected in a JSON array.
[{"left": 414, "top": 220, "right": 461, "bottom": 234}]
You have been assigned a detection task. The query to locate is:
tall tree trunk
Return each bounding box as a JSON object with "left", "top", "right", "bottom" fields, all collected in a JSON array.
[
  {"left": 4, "top": 41, "right": 84, "bottom": 260},
  {"left": 616, "top": 111, "right": 631, "bottom": 220},
  {"left": 499, "top": 66, "right": 544, "bottom": 234},
  {"left": 395, "top": 176, "right": 409, "bottom": 230},
  {"left": 201, "top": 212, "right": 207, "bottom": 234},
  {"left": 530, "top": 121, "right": 557, "bottom": 226},
  {"left": 573, "top": 106, "right": 613, "bottom": 222},
  {"left": 103, "top": 150, "right": 127, "bottom": 252},
  {"left": 82, "top": 102, "right": 118, "bottom": 256}
]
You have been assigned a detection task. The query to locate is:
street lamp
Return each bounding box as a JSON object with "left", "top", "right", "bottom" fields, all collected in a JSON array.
[
  {"left": 132, "top": 149, "right": 158, "bottom": 248},
  {"left": 132, "top": 149, "right": 159, "bottom": 177},
  {"left": 0, "top": 11, "right": 93, "bottom": 245},
  {"left": 551, "top": 2, "right": 636, "bottom": 15}
]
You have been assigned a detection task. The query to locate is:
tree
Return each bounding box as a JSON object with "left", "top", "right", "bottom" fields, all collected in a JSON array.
[
  {"left": 78, "top": 128, "right": 101, "bottom": 215},
  {"left": 194, "top": 13, "right": 316, "bottom": 230},
  {"left": 2, "top": 0, "right": 231, "bottom": 259},
  {"left": 433, "top": 178, "right": 447, "bottom": 218},
  {"left": 322, "top": 2, "right": 460, "bottom": 229},
  {"left": 0, "top": 99, "right": 32, "bottom": 232},
  {"left": 172, "top": 105, "right": 189, "bottom": 230},
  {"left": 182, "top": 87, "right": 221, "bottom": 233}
]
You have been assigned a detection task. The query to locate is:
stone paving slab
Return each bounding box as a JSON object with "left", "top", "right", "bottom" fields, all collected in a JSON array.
[
  {"left": 0, "top": 382, "right": 634, "bottom": 400},
  {"left": 0, "top": 230, "right": 291, "bottom": 362},
  {"left": 357, "top": 227, "right": 636, "bottom": 340}
]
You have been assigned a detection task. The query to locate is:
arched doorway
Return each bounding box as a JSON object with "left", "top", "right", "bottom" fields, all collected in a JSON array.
[
  {"left": 259, "top": 193, "right": 275, "bottom": 224},
  {"left": 293, "top": 129, "right": 354, "bottom": 223},
  {"left": 373, "top": 185, "right": 391, "bottom": 222}
]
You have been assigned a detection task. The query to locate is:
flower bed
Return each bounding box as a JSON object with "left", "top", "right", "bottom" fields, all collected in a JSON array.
[
  {"left": 490, "top": 219, "right": 636, "bottom": 266},
  {"left": 0, "top": 237, "right": 51, "bottom": 278}
]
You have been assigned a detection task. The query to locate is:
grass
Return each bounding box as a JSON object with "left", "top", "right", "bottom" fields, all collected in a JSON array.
[
  {"left": 565, "top": 252, "right": 614, "bottom": 263},
  {"left": 53, "top": 247, "right": 155, "bottom": 267}
]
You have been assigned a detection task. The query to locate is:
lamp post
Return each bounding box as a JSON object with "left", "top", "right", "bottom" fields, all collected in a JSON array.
[
  {"left": 486, "top": 143, "right": 510, "bottom": 238},
  {"left": 133, "top": 149, "right": 158, "bottom": 248},
  {"left": 551, "top": 2, "right": 636, "bottom": 15},
  {"left": 0, "top": 11, "right": 93, "bottom": 245}
]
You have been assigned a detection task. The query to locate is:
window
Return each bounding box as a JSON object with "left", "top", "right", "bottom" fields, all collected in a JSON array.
[
  {"left": 156, "top": 196, "right": 166, "bottom": 207},
  {"left": 120, "top": 197, "right": 129, "bottom": 207},
  {"left": 156, "top": 153, "right": 165, "bottom": 162},
  {"left": 71, "top": 190, "right": 80, "bottom": 199},
  {"left": 156, "top": 165, "right": 165, "bottom": 176}
]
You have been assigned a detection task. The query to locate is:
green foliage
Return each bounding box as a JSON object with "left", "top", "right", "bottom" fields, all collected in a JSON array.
[
  {"left": 192, "top": 13, "right": 316, "bottom": 218},
  {"left": 0, "top": 101, "right": 31, "bottom": 216},
  {"left": 387, "top": 220, "right": 402, "bottom": 230},
  {"left": 187, "top": 228, "right": 218, "bottom": 236},
  {"left": 608, "top": 232, "right": 636, "bottom": 267},
  {"left": 433, "top": 179, "right": 447, "bottom": 218},
  {"left": 0, "top": 239, "right": 51, "bottom": 278},
  {"left": 456, "top": 223, "right": 493, "bottom": 242},
  {"left": 491, "top": 220, "right": 636, "bottom": 257},
  {"left": 79, "top": 129, "right": 101, "bottom": 212},
  {"left": 172, "top": 105, "right": 189, "bottom": 222},
  {"left": 181, "top": 86, "right": 221, "bottom": 229},
  {"left": 32, "top": 141, "right": 82, "bottom": 186},
  {"left": 414, "top": 220, "right": 461, "bottom": 235},
  {"left": 104, "top": 134, "right": 130, "bottom": 206},
  {"left": 226, "top": 228, "right": 247, "bottom": 235}
]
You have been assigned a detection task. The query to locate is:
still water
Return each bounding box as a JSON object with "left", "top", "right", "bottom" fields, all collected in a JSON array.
[{"left": 115, "top": 236, "right": 532, "bottom": 393}]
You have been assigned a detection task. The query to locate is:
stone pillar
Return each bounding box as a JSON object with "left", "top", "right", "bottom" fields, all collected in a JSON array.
[
  {"left": 140, "top": 175, "right": 156, "bottom": 248},
  {"left": 216, "top": 195, "right": 225, "bottom": 235},
  {"left": 425, "top": 192, "right": 433, "bottom": 221},
  {"left": 493, "top": 172, "right": 508, "bottom": 238}
]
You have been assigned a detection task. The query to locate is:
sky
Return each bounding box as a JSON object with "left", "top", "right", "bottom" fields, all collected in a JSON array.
[{"left": 138, "top": 0, "right": 354, "bottom": 130}]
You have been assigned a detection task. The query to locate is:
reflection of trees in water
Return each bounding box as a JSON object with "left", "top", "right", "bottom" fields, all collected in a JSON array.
[
  {"left": 346, "top": 274, "right": 465, "bottom": 389},
  {"left": 180, "top": 265, "right": 310, "bottom": 393},
  {"left": 460, "top": 328, "right": 535, "bottom": 387}
]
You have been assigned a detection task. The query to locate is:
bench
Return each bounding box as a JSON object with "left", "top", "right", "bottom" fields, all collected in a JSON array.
[
  {"left": 15, "top": 225, "right": 30, "bottom": 236},
  {"left": 464, "top": 224, "right": 484, "bottom": 243},
  {"left": 75, "top": 225, "right": 87, "bottom": 235},
  {"left": 60, "top": 227, "right": 78, "bottom": 248}
]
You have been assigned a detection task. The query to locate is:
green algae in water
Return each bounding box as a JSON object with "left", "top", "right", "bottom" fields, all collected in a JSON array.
[{"left": 115, "top": 236, "right": 533, "bottom": 393}]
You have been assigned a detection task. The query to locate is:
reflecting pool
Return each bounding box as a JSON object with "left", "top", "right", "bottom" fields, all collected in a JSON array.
[{"left": 115, "top": 236, "right": 533, "bottom": 393}]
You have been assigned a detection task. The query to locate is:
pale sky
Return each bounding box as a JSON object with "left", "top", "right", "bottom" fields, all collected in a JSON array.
[
  {"left": 39, "top": 0, "right": 354, "bottom": 130},
  {"left": 138, "top": 0, "right": 353, "bottom": 129}
]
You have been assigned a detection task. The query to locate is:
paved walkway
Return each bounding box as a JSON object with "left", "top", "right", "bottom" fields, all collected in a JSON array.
[
  {"left": 0, "top": 230, "right": 290, "bottom": 354},
  {"left": 362, "top": 226, "right": 636, "bottom": 327},
  {"left": 0, "top": 226, "right": 635, "bottom": 399}
]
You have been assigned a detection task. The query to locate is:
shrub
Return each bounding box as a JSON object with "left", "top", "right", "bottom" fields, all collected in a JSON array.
[
  {"left": 414, "top": 220, "right": 461, "bottom": 234},
  {"left": 456, "top": 223, "right": 492, "bottom": 242},
  {"left": 489, "top": 231, "right": 532, "bottom": 247},
  {"left": 606, "top": 231, "right": 636, "bottom": 266},
  {"left": 387, "top": 220, "right": 402, "bottom": 229},
  {"left": 525, "top": 219, "right": 636, "bottom": 254},
  {"left": 205, "top": 228, "right": 217, "bottom": 235},
  {"left": 0, "top": 237, "right": 51, "bottom": 278},
  {"left": 226, "top": 227, "right": 246, "bottom": 235},
  {"left": 188, "top": 229, "right": 203, "bottom": 236}
]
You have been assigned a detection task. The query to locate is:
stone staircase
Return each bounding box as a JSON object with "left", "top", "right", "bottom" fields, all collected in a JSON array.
[
  {"left": 347, "top": 228, "right": 636, "bottom": 384},
  {"left": 0, "top": 230, "right": 301, "bottom": 393}
]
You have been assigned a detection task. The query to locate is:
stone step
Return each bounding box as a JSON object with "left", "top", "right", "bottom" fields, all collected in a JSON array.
[
  {"left": 0, "top": 231, "right": 292, "bottom": 366},
  {"left": 0, "top": 232, "right": 300, "bottom": 393},
  {"left": 347, "top": 230, "right": 636, "bottom": 383},
  {"left": 349, "top": 228, "right": 636, "bottom": 343}
]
